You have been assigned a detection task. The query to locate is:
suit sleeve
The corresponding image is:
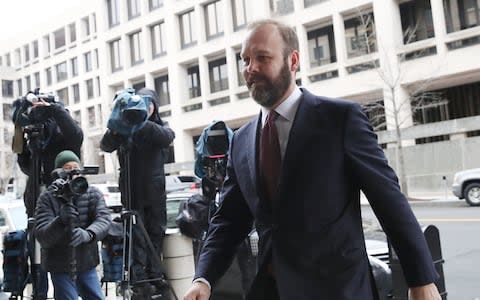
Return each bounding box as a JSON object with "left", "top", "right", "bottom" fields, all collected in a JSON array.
[
  {"left": 343, "top": 103, "right": 438, "bottom": 287},
  {"left": 194, "top": 133, "right": 254, "bottom": 287}
]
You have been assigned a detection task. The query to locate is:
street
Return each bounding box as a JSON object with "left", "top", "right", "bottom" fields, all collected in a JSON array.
[
  {"left": 1, "top": 199, "right": 478, "bottom": 299},
  {"left": 362, "top": 199, "right": 480, "bottom": 300}
]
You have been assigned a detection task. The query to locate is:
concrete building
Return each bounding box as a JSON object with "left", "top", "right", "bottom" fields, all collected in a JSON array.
[{"left": 1, "top": 0, "right": 480, "bottom": 195}]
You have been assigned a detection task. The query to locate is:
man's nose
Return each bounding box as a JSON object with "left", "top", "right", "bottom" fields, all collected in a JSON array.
[{"left": 246, "top": 59, "right": 258, "bottom": 74}]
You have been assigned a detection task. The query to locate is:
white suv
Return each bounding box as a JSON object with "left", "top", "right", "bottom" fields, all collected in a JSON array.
[
  {"left": 90, "top": 184, "right": 122, "bottom": 210},
  {"left": 452, "top": 168, "right": 480, "bottom": 206}
]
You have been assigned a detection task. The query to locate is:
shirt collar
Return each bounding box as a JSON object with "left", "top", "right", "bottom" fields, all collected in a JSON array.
[{"left": 261, "top": 86, "right": 302, "bottom": 126}]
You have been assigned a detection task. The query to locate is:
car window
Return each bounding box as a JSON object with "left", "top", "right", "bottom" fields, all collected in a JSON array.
[
  {"left": 9, "top": 206, "right": 28, "bottom": 230},
  {"left": 166, "top": 199, "right": 183, "bottom": 228},
  {"left": 0, "top": 211, "right": 6, "bottom": 227},
  {"left": 107, "top": 186, "right": 120, "bottom": 193},
  {"left": 177, "top": 176, "right": 200, "bottom": 183}
]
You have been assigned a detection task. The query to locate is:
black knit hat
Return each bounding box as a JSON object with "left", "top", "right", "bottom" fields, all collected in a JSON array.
[
  {"left": 55, "top": 150, "right": 80, "bottom": 168},
  {"left": 137, "top": 88, "right": 160, "bottom": 107}
]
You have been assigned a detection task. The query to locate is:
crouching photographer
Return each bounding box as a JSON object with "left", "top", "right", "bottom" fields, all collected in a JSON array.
[
  {"left": 101, "top": 88, "right": 175, "bottom": 299},
  {"left": 34, "top": 150, "right": 111, "bottom": 300}
]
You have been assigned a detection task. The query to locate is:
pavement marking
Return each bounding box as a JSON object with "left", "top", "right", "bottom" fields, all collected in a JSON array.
[{"left": 417, "top": 218, "right": 480, "bottom": 222}]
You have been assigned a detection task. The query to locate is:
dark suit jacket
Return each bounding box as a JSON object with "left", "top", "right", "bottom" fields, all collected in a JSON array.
[{"left": 195, "top": 89, "right": 438, "bottom": 299}]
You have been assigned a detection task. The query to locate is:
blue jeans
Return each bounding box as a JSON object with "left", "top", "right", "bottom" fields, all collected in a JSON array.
[{"left": 50, "top": 268, "right": 104, "bottom": 300}]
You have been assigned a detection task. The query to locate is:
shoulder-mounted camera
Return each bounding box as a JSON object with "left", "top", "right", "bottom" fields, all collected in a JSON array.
[{"left": 12, "top": 88, "right": 57, "bottom": 127}]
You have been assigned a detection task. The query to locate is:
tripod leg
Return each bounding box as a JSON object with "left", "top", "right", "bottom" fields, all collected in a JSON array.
[{"left": 121, "top": 214, "right": 134, "bottom": 300}]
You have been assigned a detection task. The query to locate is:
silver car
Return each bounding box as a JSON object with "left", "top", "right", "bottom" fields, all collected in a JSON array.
[{"left": 452, "top": 168, "right": 480, "bottom": 206}]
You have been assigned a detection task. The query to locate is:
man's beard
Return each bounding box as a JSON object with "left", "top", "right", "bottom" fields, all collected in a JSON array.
[{"left": 247, "top": 60, "right": 291, "bottom": 108}]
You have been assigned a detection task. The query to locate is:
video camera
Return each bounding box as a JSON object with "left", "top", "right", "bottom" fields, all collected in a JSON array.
[
  {"left": 107, "top": 88, "right": 152, "bottom": 137},
  {"left": 51, "top": 166, "right": 99, "bottom": 200},
  {"left": 12, "top": 88, "right": 57, "bottom": 127}
]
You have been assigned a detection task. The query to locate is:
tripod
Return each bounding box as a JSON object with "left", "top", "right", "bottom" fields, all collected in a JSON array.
[
  {"left": 22, "top": 125, "right": 48, "bottom": 300},
  {"left": 118, "top": 140, "right": 177, "bottom": 300}
]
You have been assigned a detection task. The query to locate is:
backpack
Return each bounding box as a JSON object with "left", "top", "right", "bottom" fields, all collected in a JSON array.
[
  {"left": 2, "top": 230, "right": 29, "bottom": 293},
  {"left": 101, "top": 220, "right": 123, "bottom": 282},
  {"left": 175, "top": 194, "right": 210, "bottom": 239}
]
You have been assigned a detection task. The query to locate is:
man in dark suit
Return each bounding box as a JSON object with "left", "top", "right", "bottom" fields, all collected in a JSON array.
[{"left": 184, "top": 19, "right": 441, "bottom": 300}]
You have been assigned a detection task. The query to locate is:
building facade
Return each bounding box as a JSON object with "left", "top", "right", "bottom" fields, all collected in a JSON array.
[{"left": 1, "top": 0, "right": 480, "bottom": 194}]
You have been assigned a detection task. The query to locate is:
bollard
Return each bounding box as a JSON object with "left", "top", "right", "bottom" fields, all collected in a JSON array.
[
  {"left": 389, "top": 225, "right": 447, "bottom": 299},
  {"left": 162, "top": 228, "right": 196, "bottom": 299}
]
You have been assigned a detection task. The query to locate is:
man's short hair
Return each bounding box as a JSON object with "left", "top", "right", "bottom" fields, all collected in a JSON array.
[{"left": 247, "top": 19, "right": 299, "bottom": 58}]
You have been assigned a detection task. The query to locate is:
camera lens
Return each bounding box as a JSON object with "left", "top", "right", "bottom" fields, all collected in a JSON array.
[
  {"left": 70, "top": 177, "right": 89, "bottom": 195},
  {"left": 123, "top": 109, "right": 146, "bottom": 125}
]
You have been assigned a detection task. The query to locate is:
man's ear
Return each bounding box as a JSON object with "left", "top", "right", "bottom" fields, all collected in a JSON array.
[{"left": 290, "top": 50, "right": 300, "bottom": 72}]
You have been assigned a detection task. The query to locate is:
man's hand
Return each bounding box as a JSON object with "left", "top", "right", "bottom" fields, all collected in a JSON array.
[
  {"left": 409, "top": 283, "right": 441, "bottom": 300},
  {"left": 59, "top": 203, "right": 78, "bottom": 224},
  {"left": 183, "top": 281, "right": 211, "bottom": 300},
  {"left": 70, "top": 228, "right": 93, "bottom": 247}
]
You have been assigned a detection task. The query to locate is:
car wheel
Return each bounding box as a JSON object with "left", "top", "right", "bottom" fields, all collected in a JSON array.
[{"left": 464, "top": 183, "right": 480, "bottom": 206}]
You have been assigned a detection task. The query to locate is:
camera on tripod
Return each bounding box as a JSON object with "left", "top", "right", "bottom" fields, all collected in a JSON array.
[
  {"left": 51, "top": 167, "right": 99, "bottom": 199},
  {"left": 107, "top": 88, "right": 152, "bottom": 137},
  {"left": 12, "top": 88, "right": 57, "bottom": 128}
]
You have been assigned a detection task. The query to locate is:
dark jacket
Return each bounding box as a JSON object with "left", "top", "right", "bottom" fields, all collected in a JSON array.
[
  {"left": 17, "top": 103, "right": 83, "bottom": 217},
  {"left": 34, "top": 185, "right": 111, "bottom": 273},
  {"left": 100, "top": 90, "right": 175, "bottom": 212},
  {"left": 195, "top": 89, "right": 438, "bottom": 299}
]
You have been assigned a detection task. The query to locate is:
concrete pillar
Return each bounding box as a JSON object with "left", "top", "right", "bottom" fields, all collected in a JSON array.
[
  {"left": 332, "top": 12, "right": 347, "bottom": 78},
  {"left": 431, "top": 0, "right": 448, "bottom": 56}
]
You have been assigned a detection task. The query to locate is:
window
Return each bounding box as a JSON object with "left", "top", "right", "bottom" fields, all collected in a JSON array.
[
  {"left": 128, "top": 0, "right": 141, "bottom": 19},
  {"left": 444, "top": 0, "right": 480, "bottom": 32},
  {"left": 14, "top": 48, "right": 21, "bottom": 66},
  {"left": 92, "top": 13, "right": 97, "bottom": 33},
  {"left": 400, "top": 0, "right": 434, "bottom": 43},
  {"left": 180, "top": 10, "right": 197, "bottom": 48},
  {"left": 151, "top": 22, "right": 167, "bottom": 57},
  {"left": 344, "top": 12, "right": 377, "bottom": 58},
  {"left": 56, "top": 87, "right": 69, "bottom": 103},
  {"left": 3, "top": 104, "right": 12, "bottom": 121},
  {"left": 97, "top": 104, "right": 103, "bottom": 126},
  {"left": 307, "top": 24, "right": 336, "bottom": 67},
  {"left": 24, "top": 44, "right": 30, "bottom": 63},
  {"left": 361, "top": 99, "right": 386, "bottom": 131},
  {"left": 1, "top": 80, "right": 14, "bottom": 97},
  {"left": 34, "top": 72, "right": 40, "bottom": 88},
  {"left": 16, "top": 79, "right": 22, "bottom": 96},
  {"left": 43, "top": 35, "right": 51, "bottom": 57},
  {"left": 87, "top": 106, "right": 96, "bottom": 127},
  {"left": 33, "top": 41, "right": 39, "bottom": 59},
  {"left": 82, "top": 16, "right": 90, "bottom": 37},
  {"left": 86, "top": 79, "right": 94, "bottom": 99},
  {"left": 94, "top": 49, "right": 99, "bottom": 69},
  {"left": 54, "top": 27, "right": 66, "bottom": 49},
  {"left": 84, "top": 52, "right": 92, "bottom": 72},
  {"left": 69, "top": 23, "right": 77, "bottom": 42},
  {"left": 5, "top": 53, "right": 11, "bottom": 66},
  {"left": 45, "top": 67, "right": 52, "bottom": 86},
  {"left": 150, "top": 0, "right": 164, "bottom": 10},
  {"left": 187, "top": 65, "right": 201, "bottom": 98},
  {"left": 205, "top": 1, "right": 224, "bottom": 39},
  {"left": 110, "top": 39, "right": 123, "bottom": 72},
  {"left": 130, "top": 31, "right": 143, "bottom": 65},
  {"left": 25, "top": 76, "right": 31, "bottom": 92},
  {"left": 72, "top": 84, "right": 80, "bottom": 104},
  {"left": 73, "top": 110, "right": 81, "bottom": 125},
  {"left": 209, "top": 57, "right": 228, "bottom": 93},
  {"left": 71, "top": 57, "right": 78, "bottom": 77},
  {"left": 107, "top": 0, "right": 120, "bottom": 27},
  {"left": 154, "top": 75, "right": 170, "bottom": 105},
  {"left": 96, "top": 77, "right": 101, "bottom": 97},
  {"left": 304, "top": 0, "right": 326, "bottom": 7},
  {"left": 236, "top": 52, "right": 246, "bottom": 86},
  {"left": 270, "top": 0, "right": 294, "bottom": 15},
  {"left": 232, "top": 0, "right": 253, "bottom": 30},
  {"left": 132, "top": 81, "right": 145, "bottom": 91},
  {"left": 56, "top": 62, "right": 68, "bottom": 82}
]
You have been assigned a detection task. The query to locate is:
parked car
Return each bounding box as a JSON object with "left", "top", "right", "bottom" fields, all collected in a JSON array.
[
  {"left": 166, "top": 192, "right": 392, "bottom": 299},
  {"left": 90, "top": 183, "right": 122, "bottom": 211},
  {"left": 452, "top": 168, "right": 480, "bottom": 206},
  {"left": 165, "top": 175, "right": 201, "bottom": 194}
]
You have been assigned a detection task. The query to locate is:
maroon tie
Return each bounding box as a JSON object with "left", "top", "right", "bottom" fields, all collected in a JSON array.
[{"left": 260, "top": 110, "right": 281, "bottom": 202}]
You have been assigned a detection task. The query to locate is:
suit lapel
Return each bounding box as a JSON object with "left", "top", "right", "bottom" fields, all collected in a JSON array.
[{"left": 246, "top": 113, "right": 263, "bottom": 200}]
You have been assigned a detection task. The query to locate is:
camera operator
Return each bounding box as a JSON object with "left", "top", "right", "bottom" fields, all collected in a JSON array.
[
  {"left": 12, "top": 92, "right": 83, "bottom": 299},
  {"left": 100, "top": 88, "right": 175, "bottom": 298},
  {"left": 34, "top": 150, "right": 111, "bottom": 300}
]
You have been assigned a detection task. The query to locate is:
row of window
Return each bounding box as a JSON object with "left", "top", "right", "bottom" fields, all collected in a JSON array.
[{"left": 0, "top": 13, "right": 96, "bottom": 69}]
